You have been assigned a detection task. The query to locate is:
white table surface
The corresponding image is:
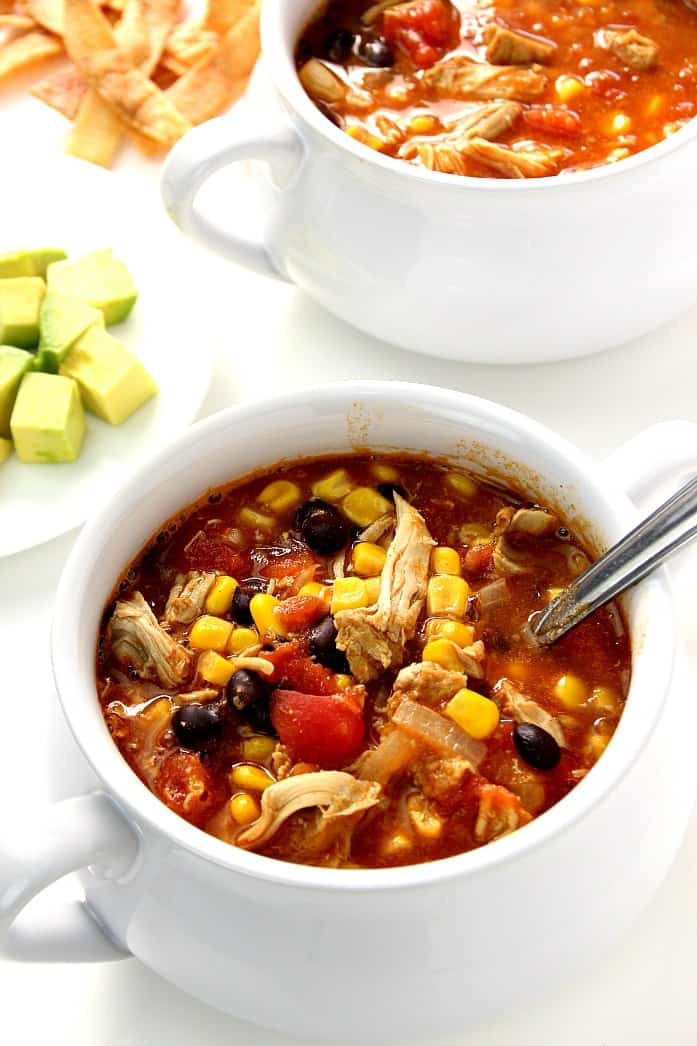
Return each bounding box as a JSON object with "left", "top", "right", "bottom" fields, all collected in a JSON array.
[{"left": 3, "top": 79, "right": 697, "bottom": 1046}]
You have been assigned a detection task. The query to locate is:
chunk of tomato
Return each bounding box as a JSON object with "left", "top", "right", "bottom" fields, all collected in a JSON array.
[
  {"left": 522, "top": 107, "right": 581, "bottom": 138},
  {"left": 274, "top": 594, "right": 328, "bottom": 632},
  {"left": 262, "top": 640, "right": 340, "bottom": 694},
  {"left": 271, "top": 689, "right": 366, "bottom": 769},
  {"left": 154, "top": 751, "right": 223, "bottom": 827},
  {"left": 182, "top": 533, "right": 246, "bottom": 576},
  {"left": 382, "top": 0, "right": 460, "bottom": 68},
  {"left": 259, "top": 548, "right": 318, "bottom": 582}
]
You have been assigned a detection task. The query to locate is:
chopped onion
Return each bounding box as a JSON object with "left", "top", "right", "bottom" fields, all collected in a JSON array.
[
  {"left": 392, "top": 699, "right": 485, "bottom": 765},
  {"left": 477, "top": 578, "right": 509, "bottom": 612},
  {"left": 357, "top": 729, "right": 418, "bottom": 787}
]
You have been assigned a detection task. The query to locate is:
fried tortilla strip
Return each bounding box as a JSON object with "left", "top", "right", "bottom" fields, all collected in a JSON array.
[
  {"left": 115, "top": 0, "right": 181, "bottom": 71},
  {"left": 0, "top": 30, "right": 62, "bottom": 80},
  {"left": 26, "top": 0, "right": 61, "bottom": 32},
  {"left": 31, "top": 63, "right": 87, "bottom": 117},
  {"left": 203, "top": 0, "right": 256, "bottom": 35},
  {"left": 67, "top": 88, "right": 125, "bottom": 165},
  {"left": 164, "top": 18, "right": 216, "bottom": 68},
  {"left": 0, "top": 13, "right": 36, "bottom": 26},
  {"left": 166, "top": 0, "right": 259, "bottom": 124}
]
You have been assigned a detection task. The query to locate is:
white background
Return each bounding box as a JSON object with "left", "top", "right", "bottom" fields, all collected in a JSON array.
[{"left": 2, "top": 67, "right": 697, "bottom": 1046}]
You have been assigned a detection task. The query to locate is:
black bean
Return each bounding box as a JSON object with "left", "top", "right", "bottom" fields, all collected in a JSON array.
[
  {"left": 323, "top": 28, "right": 355, "bottom": 62},
  {"left": 172, "top": 703, "right": 224, "bottom": 749},
  {"left": 230, "top": 579, "right": 267, "bottom": 624},
  {"left": 377, "top": 482, "right": 408, "bottom": 502},
  {"left": 295, "top": 500, "right": 349, "bottom": 555},
  {"left": 358, "top": 37, "right": 394, "bottom": 67},
  {"left": 226, "top": 669, "right": 271, "bottom": 712},
  {"left": 513, "top": 722, "right": 561, "bottom": 771},
  {"left": 308, "top": 615, "right": 350, "bottom": 673}
]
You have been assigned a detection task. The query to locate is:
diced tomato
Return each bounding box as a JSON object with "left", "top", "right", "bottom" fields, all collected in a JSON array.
[
  {"left": 464, "top": 543, "right": 494, "bottom": 574},
  {"left": 262, "top": 640, "right": 339, "bottom": 695},
  {"left": 182, "top": 532, "right": 246, "bottom": 576},
  {"left": 274, "top": 595, "right": 328, "bottom": 632},
  {"left": 522, "top": 107, "right": 581, "bottom": 138},
  {"left": 154, "top": 751, "right": 223, "bottom": 827},
  {"left": 382, "top": 0, "right": 460, "bottom": 69},
  {"left": 259, "top": 548, "right": 318, "bottom": 582},
  {"left": 271, "top": 689, "right": 366, "bottom": 768}
]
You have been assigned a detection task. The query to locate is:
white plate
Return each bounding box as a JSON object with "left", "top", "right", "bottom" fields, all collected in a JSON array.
[{"left": 0, "top": 155, "right": 213, "bottom": 557}]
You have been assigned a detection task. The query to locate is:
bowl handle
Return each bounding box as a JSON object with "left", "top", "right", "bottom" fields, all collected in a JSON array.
[
  {"left": 602, "top": 421, "right": 697, "bottom": 507},
  {"left": 161, "top": 113, "right": 304, "bottom": 281},
  {"left": 0, "top": 792, "right": 138, "bottom": 962}
]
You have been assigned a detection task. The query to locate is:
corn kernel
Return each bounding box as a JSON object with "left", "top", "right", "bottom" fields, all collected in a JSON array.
[
  {"left": 610, "top": 112, "right": 632, "bottom": 135},
  {"left": 591, "top": 686, "right": 618, "bottom": 713},
  {"left": 546, "top": 587, "right": 563, "bottom": 603},
  {"left": 242, "top": 736, "right": 277, "bottom": 763},
  {"left": 189, "top": 615, "right": 233, "bottom": 653},
  {"left": 335, "top": 673, "right": 354, "bottom": 691},
  {"left": 427, "top": 574, "right": 469, "bottom": 618},
  {"left": 504, "top": 660, "right": 533, "bottom": 684},
  {"left": 230, "top": 764, "right": 274, "bottom": 792},
  {"left": 645, "top": 94, "right": 663, "bottom": 117},
  {"left": 408, "top": 114, "right": 438, "bottom": 135},
  {"left": 197, "top": 649, "right": 236, "bottom": 686},
  {"left": 239, "top": 506, "right": 275, "bottom": 530},
  {"left": 205, "top": 575, "right": 238, "bottom": 616},
  {"left": 425, "top": 619, "right": 475, "bottom": 647},
  {"left": 249, "top": 593, "right": 287, "bottom": 637},
  {"left": 422, "top": 639, "right": 465, "bottom": 673},
  {"left": 227, "top": 626, "right": 259, "bottom": 654},
  {"left": 554, "top": 673, "right": 588, "bottom": 708},
  {"left": 364, "top": 576, "right": 382, "bottom": 603},
  {"left": 352, "top": 541, "right": 387, "bottom": 576},
  {"left": 331, "top": 576, "right": 370, "bottom": 613},
  {"left": 371, "top": 462, "right": 400, "bottom": 483},
  {"left": 258, "top": 479, "right": 302, "bottom": 515},
  {"left": 431, "top": 546, "right": 461, "bottom": 576},
  {"left": 445, "top": 688, "right": 500, "bottom": 740},
  {"left": 342, "top": 487, "right": 392, "bottom": 527},
  {"left": 555, "top": 74, "right": 585, "bottom": 103},
  {"left": 312, "top": 468, "right": 353, "bottom": 503},
  {"left": 346, "top": 124, "right": 384, "bottom": 151},
  {"left": 587, "top": 732, "right": 610, "bottom": 759},
  {"left": 298, "top": 581, "right": 332, "bottom": 606},
  {"left": 446, "top": 472, "right": 478, "bottom": 498},
  {"left": 229, "top": 792, "right": 261, "bottom": 825}
]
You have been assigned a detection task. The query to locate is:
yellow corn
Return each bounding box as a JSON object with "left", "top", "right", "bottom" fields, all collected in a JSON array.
[
  {"left": 239, "top": 506, "right": 275, "bottom": 530},
  {"left": 446, "top": 472, "right": 478, "bottom": 498},
  {"left": 431, "top": 546, "right": 461, "bottom": 576},
  {"left": 334, "top": 673, "right": 354, "bottom": 691},
  {"left": 591, "top": 686, "right": 618, "bottom": 713},
  {"left": 342, "top": 486, "right": 392, "bottom": 527},
  {"left": 205, "top": 575, "right": 238, "bottom": 616},
  {"left": 587, "top": 731, "right": 610, "bottom": 759},
  {"left": 610, "top": 112, "right": 632, "bottom": 135},
  {"left": 445, "top": 688, "right": 500, "bottom": 740},
  {"left": 242, "top": 736, "right": 277, "bottom": 763},
  {"left": 555, "top": 74, "right": 585, "bottom": 103},
  {"left": 298, "top": 581, "right": 332, "bottom": 606},
  {"left": 504, "top": 660, "right": 533, "bottom": 684},
  {"left": 331, "top": 576, "right": 371, "bottom": 613},
  {"left": 352, "top": 541, "right": 387, "bottom": 576},
  {"left": 646, "top": 94, "right": 663, "bottom": 117},
  {"left": 371, "top": 462, "right": 400, "bottom": 483},
  {"left": 408, "top": 114, "right": 439, "bottom": 135},
  {"left": 312, "top": 468, "right": 353, "bottom": 503},
  {"left": 227, "top": 626, "right": 259, "bottom": 654},
  {"left": 197, "top": 649, "right": 236, "bottom": 686},
  {"left": 346, "top": 124, "right": 384, "bottom": 151},
  {"left": 189, "top": 615, "right": 233, "bottom": 653},
  {"left": 422, "top": 639, "right": 465, "bottom": 673},
  {"left": 249, "top": 593, "right": 287, "bottom": 637},
  {"left": 554, "top": 673, "right": 588, "bottom": 708},
  {"left": 364, "top": 576, "right": 382, "bottom": 603},
  {"left": 427, "top": 574, "right": 470, "bottom": 618},
  {"left": 229, "top": 792, "right": 261, "bottom": 825},
  {"left": 230, "top": 764, "right": 274, "bottom": 792},
  {"left": 425, "top": 619, "right": 475, "bottom": 648},
  {"left": 258, "top": 479, "right": 302, "bottom": 515}
]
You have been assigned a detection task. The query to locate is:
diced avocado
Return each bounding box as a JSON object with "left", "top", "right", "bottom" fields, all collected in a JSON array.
[
  {"left": 0, "top": 346, "right": 33, "bottom": 436},
  {"left": 60, "top": 326, "right": 157, "bottom": 426},
  {"left": 47, "top": 249, "right": 137, "bottom": 325},
  {"left": 0, "top": 248, "right": 67, "bottom": 279},
  {"left": 35, "top": 289, "right": 105, "bottom": 374},
  {"left": 10, "top": 372, "right": 85, "bottom": 464},
  {"left": 0, "top": 277, "right": 46, "bottom": 349},
  {"left": 0, "top": 437, "right": 11, "bottom": 464}
]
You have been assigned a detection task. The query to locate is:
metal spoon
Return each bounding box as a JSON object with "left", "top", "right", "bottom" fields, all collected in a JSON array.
[{"left": 532, "top": 473, "right": 697, "bottom": 645}]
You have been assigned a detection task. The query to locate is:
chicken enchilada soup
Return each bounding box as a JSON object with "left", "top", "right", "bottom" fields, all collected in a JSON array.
[
  {"left": 97, "top": 456, "right": 630, "bottom": 868},
  {"left": 295, "top": 0, "right": 697, "bottom": 177}
]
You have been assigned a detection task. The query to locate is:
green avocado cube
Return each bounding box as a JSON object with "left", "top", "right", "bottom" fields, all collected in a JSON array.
[
  {"left": 35, "top": 289, "right": 104, "bottom": 373},
  {"left": 47, "top": 249, "right": 137, "bottom": 326},
  {"left": 10, "top": 372, "right": 85, "bottom": 463},
  {"left": 0, "top": 436, "right": 12, "bottom": 463},
  {"left": 0, "top": 346, "right": 33, "bottom": 436},
  {"left": 0, "top": 248, "right": 67, "bottom": 279},
  {"left": 0, "top": 277, "right": 46, "bottom": 349},
  {"left": 60, "top": 326, "right": 157, "bottom": 426}
]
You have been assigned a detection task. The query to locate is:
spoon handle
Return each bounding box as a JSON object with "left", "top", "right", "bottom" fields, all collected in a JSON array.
[{"left": 533, "top": 473, "right": 697, "bottom": 644}]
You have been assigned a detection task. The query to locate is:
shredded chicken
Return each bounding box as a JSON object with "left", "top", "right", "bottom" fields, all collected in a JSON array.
[
  {"left": 358, "top": 511, "right": 395, "bottom": 544},
  {"left": 474, "top": 782, "right": 531, "bottom": 842},
  {"left": 105, "top": 696, "right": 172, "bottom": 787},
  {"left": 458, "top": 137, "right": 563, "bottom": 178},
  {"left": 595, "top": 27, "right": 658, "bottom": 70},
  {"left": 493, "top": 506, "right": 559, "bottom": 573},
  {"left": 399, "top": 101, "right": 521, "bottom": 173},
  {"left": 175, "top": 688, "right": 219, "bottom": 704},
  {"left": 390, "top": 661, "right": 469, "bottom": 711},
  {"left": 509, "top": 508, "right": 559, "bottom": 537},
  {"left": 485, "top": 24, "right": 556, "bottom": 65},
  {"left": 413, "top": 753, "right": 473, "bottom": 801},
  {"left": 375, "top": 113, "right": 405, "bottom": 147},
  {"left": 496, "top": 678, "right": 567, "bottom": 748},
  {"left": 235, "top": 771, "right": 382, "bottom": 849},
  {"left": 423, "top": 55, "right": 547, "bottom": 101},
  {"left": 163, "top": 571, "right": 216, "bottom": 626},
  {"left": 108, "top": 591, "right": 192, "bottom": 688},
  {"left": 335, "top": 494, "right": 435, "bottom": 681}
]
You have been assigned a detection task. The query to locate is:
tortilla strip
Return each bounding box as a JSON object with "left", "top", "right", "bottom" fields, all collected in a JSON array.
[
  {"left": 0, "top": 13, "right": 36, "bottom": 26},
  {"left": 166, "top": 0, "right": 259, "bottom": 124},
  {"left": 31, "top": 62, "right": 87, "bottom": 116},
  {"left": 66, "top": 86, "right": 125, "bottom": 164},
  {"left": 164, "top": 17, "right": 216, "bottom": 67},
  {"left": 26, "top": 0, "right": 61, "bottom": 32},
  {"left": 203, "top": 0, "right": 255, "bottom": 35},
  {"left": 0, "top": 30, "right": 62, "bottom": 80}
]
